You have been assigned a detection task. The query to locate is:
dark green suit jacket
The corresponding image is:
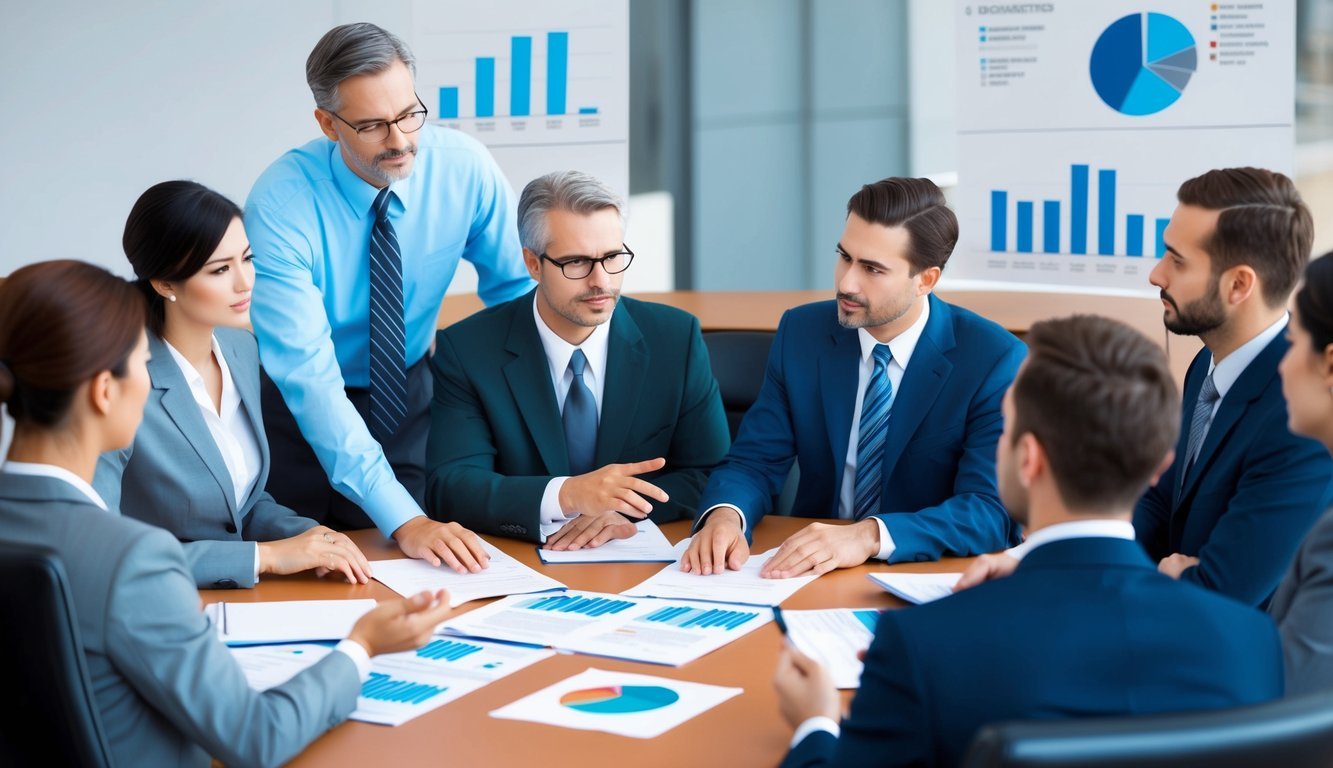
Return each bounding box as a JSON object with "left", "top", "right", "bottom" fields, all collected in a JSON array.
[{"left": 426, "top": 291, "right": 730, "bottom": 540}]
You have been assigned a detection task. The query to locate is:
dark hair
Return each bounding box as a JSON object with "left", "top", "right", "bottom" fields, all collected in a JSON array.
[
  {"left": 122, "top": 180, "right": 242, "bottom": 335},
  {"left": 1012, "top": 315, "right": 1180, "bottom": 512},
  {"left": 0, "top": 260, "right": 144, "bottom": 428},
  {"left": 1176, "top": 167, "right": 1312, "bottom": 308},
  {"left": 1296, "top": 251, "right": 1333, "bottom": 353},
  {"left": 846, "top": 177, "right": 958, "bottom": 275}
]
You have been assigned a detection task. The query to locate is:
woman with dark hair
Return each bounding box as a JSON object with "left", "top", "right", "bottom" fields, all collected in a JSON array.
[
  {"left": 1273, "top": 250, "right": 1333, "bottom": 695},
  {"left": 93, "top": 180, "right": 370, "bottom": 589},
  {"left": 0, "top": 259, "right": 451, "bottom": 767}
]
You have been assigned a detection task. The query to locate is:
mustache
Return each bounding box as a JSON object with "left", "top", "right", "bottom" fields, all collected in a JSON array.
[
  {"left": 577, "top": 289, "right": 618, "bottom": 301},
  {"left": 836, "top": 292, "right": 867, "bottom": 308},
  {"left": 375, "top": 146, "right": 417, "bottom": 163},
  {"left": 1159, "top": 289, "right": 1179, "bottom": 311}
]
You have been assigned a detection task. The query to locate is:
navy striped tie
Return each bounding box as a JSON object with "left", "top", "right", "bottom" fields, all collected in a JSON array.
[
  {"left": 852, "top": 345, "right": 894, "bottom": 519},
  {"left": 368, "top": 187, "right": 408, "bottom": 441},
  {"left": 563, "top": 349, "right": 598, "bottom": 476}
]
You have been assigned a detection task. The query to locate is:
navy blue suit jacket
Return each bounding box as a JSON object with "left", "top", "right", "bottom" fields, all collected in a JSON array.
[
  {"left": 782, "top": 537, "right": 1284, "bottom": 768},
  {"left": 696, "top": 295, "right": 1025, "bottom": 561},
  {"left": 1134, "top": 336, "right": 1333, "bottom": 606}
]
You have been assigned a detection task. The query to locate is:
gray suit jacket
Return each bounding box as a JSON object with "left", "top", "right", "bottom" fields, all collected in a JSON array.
[
  {"left": 95, "top": 328, "right": 316, "bottom": 588},
  {"left": 1271, "top": 506, "right": 1333, "bottom": 695},
  {"left": 0, "top": 472, "right": 358, "bottom": 767}
]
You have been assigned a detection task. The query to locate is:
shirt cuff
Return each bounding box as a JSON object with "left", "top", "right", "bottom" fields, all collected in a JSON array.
[
  {"left": 368, "top": 482, "right": 425, "bottom": 540},
  {"left": 700, "top": 504, "right": 747, "bottom": 534},
  {"left": 334, "top": 638, "right": 373, "bottom": 681},
  {"left": 541, "top": 477, "right": 574, "bottom": 525},
  {"left": 873, "top": 517, "right": 896, "bottom": 561},
  {"left": 253, "top": 543, "right": 261, "bottom": 583},
  {"left": 791, "top": 716, "right": 840, "bottom": 749}
]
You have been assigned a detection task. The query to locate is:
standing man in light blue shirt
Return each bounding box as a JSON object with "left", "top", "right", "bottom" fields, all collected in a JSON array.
[{"left": 245, "top": 23, "right": 532, "bottom": 569}]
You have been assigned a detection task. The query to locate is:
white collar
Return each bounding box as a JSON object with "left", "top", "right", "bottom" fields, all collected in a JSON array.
[
  {"left": 856, "top": 295, "right": 931, "bottom": 368},
  {"left": 1, "top": 461, "right": 109, "bottom": 511},
  {"left": 1209, "top": 313, "right": 1288, "bottom": 400},
  {"left": 1008, "top": 518, "right": 1135, "bottom": 561},
  {"left": 531, "top": 293, "right": 612, "bottom": 382},
  {"left": 163, "top": 334, "right": 239, "bottom": 418}
]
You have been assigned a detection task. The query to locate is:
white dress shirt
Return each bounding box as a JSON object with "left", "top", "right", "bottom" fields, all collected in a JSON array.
[{"left": 1199, "top": 313, "right": 1289, "bottom": 426}]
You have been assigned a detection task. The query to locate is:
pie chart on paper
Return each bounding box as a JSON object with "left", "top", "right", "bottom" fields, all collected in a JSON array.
[
  {"left": 559, "top": 684, "right": 680, "bottom": 714},
  {"left": 1090, "top": 12, "right": 1197, "bottom": 116}
]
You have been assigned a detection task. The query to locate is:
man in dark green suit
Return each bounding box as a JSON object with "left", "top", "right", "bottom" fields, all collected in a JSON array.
[{"left": 426, "top": 171, "right": 730, "bottom": 549}]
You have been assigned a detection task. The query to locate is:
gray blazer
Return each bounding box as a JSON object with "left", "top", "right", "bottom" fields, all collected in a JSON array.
[
  {"left": 1271, "top": 506, "right": 1333, "bottom": 695},
  {"left": 0, "top": 472, "right": 357, "bottom": 767},
  {"left": 94, "top": 328, "right": 316, "bottom": 589}
]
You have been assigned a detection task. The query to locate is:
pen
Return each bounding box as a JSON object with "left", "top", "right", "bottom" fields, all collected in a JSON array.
[
  {"left": 772, "top": 605, "right": 789, "bottom": 636},
  {"left": 219, "top": 602, "right": 227, "bottom": 636}
]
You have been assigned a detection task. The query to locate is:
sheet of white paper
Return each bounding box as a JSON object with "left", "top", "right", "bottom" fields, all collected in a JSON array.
[
  {"left": 439, "top": 590, "right": 771, "bottom": 666},
  {"left": 231, "top": 637, "right": 555, "bottom": 727},
  {"left": 204, "top": 599, "right": 377, "bottom": 646},
  {"left": 371, "top": 541, "right": 566, "bottom": 606},
  {"left": 620, "top": 544, "right": 817, "bottom": 606},
  {"left": 490, "top": 667, "right": 742, "bottom": 739},
  {"left": 782, "top": 608, "right": 881, "bottom": 689},
  {"left": 867, "top": 572, "right": 962, "bottom": 605},
  {"left": 538, "top": 519, "right": 676, "bottom": 564}
]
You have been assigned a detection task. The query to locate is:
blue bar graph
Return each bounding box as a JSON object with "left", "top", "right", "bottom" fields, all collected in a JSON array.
[
  {"left": 1126, "top": 214, "right": 1145, "bottom": 257},
  {"left": 1043, "top": 201, "right": 1060, "bottom": 254},
  {"left": 439, "top": 87, "right": 459, "bottom": 119},
  {"left": 416, "top": 639, "right": 482, "bottom": 662},
  {"left": 853, "top": 610, "right": 880, "bottom": 632},
  {"left": 1155, "top": 218, "right": 1169, "bottom": 258},
  {"left": 475, "top": 57, "right": 495, "bottom": 118},
  {"left": 1016, "top": 201, "right": 1034, "bottom": 253},
  {"left": 1071, "top": 164, "right": 1089, "bottom": 255},
  {"left": 518, "top": 594, "right": 636, "bottom": 616},
  {"left": 640, "top": 606, "right": 758, "bottom": 631},
  {"left": 991, "top": 191, "right": 1007, "bottom": 251},
  {"left": 1098, "top": 169, "right": 1116, "bottom": 255},
  {"left": 510, "top": 36, "right": 532, "bottom": 117},
  {"left": 361, "top": 672, "right": 446, "bottom": 704},
  {"left": 547, "top": 31, "right": 569, "bottom": 115}
]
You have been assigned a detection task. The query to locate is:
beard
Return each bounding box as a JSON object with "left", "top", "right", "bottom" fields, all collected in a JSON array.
[
  {"left": 1161, "top": 285, "right": 1226, "bottom": 336},
  {"left": 836, "top": 291, "right": 914, "bottom": 330},
  {"left": 353, "top": 144, "right": 418, "bottom": 185},
  {"left": 552, "top": 287, "right": 621, "bottom": 328}
]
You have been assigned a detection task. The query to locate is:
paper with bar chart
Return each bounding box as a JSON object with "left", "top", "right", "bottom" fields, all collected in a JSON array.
[
  {"left": 782, "top": 609, "right": 881, "bottom": 689},
  {"left": 231, "top": 637, "right": 554, "bottom": 726},
  {"left": 951, "top": 1, "right": 1292, "bottom": 292},
  {"left": 490, "top": 667, "right": 742, "bottom": 738},
  {"left": 370, "top": 540, "right": 566, "bottom": 606},
  {"left": 409, "top": 0, "right": 629, "bottom": 200},
  {"left": 621, "top": 545, "right": 819, "bottom": 606},
  {"left": 439, "top": 590, "right": 772, "bottom": 666}
]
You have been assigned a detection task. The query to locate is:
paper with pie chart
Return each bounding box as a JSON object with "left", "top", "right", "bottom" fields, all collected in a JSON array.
[{"left": 490, "top": 667, "right": 742, "bottom": 738}]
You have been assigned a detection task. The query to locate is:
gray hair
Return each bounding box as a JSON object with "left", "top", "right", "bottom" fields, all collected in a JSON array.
[
  {"left": 306, "top": 23, "right": 417, "bottom": 111},
  {"left": 518, "top": 171, "right": 626, "bottom": 254}
]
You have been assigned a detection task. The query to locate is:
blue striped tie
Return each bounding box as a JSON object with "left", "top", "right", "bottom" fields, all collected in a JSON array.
[
  {"left": 853, "top": 345, "right": 894, "bottom": 519},
  {"left": 368, "top": 187, "right": 408, "bottom": 441},
  {"left": 1181, "top": 371, "right": 1219, "bottom": 488},
  {"left": 563, "top": 349, "right": 598, "bottom": 476}
]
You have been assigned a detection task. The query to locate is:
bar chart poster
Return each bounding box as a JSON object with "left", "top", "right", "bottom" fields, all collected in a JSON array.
[
  {"left": 410, "top": 0, "right": 629, "bottom": 198},
  {"left": 950, "top": 1, "right": 1293, "bottom": 293}
]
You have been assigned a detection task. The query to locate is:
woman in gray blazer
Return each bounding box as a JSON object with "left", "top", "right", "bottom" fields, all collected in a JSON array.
[
  {"left": 1272, "top": 250, "right": 1333, "bottom": 695},
  {"left": 94, "top": 181, "right": 370, "bottom": 588},
  {"left": 0, "top": 260, "right": 450, "bottom": 767}
]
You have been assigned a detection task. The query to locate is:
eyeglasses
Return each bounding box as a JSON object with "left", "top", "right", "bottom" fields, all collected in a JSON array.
[
  {"left": 325, "top": 95, "right": 429, "bottom": 144},
  {"left": 539, "top": 245, "right": 635, "bottom": 279}
]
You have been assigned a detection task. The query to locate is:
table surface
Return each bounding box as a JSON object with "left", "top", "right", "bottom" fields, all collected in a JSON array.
[{"left": 200, "top": 517, "right": 977, "bottom": 768}]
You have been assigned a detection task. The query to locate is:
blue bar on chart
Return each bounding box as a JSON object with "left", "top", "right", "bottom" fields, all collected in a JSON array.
[
  {"left": 510, "top": 36, "right": 532, "bottom": 117},
  {"left": 475, "top": 57, "right": 495, "bottom": 118},
  {"left": 1126, "top": 215, "right": 1145, "bottom": 257},
  {"left": 547, "top": 31, "right": 569, "bottom": 115},
  {"left": 416, "top": 639, "right": 483, "bottom": 662},
  {"left": 361, "top": 672, "right": 446, "bottom": 704},
  {"left": 853, "top": 609, "right": 881, "bottom": 632},
  {"left": 1155, "top": 218, "right": 1170, "bottom": 258},
  {"left": 1043, "top": 201, "right": 1060, "bottom": 254},
  {"left": 578, "top": 106, "right": 599, "bottom": 114},
  {"left": 518, "top": 594, "right": 636, "bottom": 616},
  {"left": 1071, "top": 164, "right": 1089, "bottom": 255},
  {"left": 1098, "top": 169, "right": 1116, "bottom": 255},
  {"left": 1016, "top": 201, "right": 1034, "bottom": 253},
  {"left": 990, "top": 190, "right": 1007, "bottom": 251},
  {"left": 439, "top": 87, "right": 459, "bottom": 120},
  {"left": 640, "top": 605, "right": 758, "bottom": 631}
]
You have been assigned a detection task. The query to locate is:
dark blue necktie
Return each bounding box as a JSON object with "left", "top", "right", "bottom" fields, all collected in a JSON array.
[
  {"left": 368, "top": 187, "right": 407, "bottom": 441},
  {"left": 853, "top": 344, "right": 894, "bottom": 519},
  {"left": 563, "top": 349, "right": 597, "bottom": 476}
]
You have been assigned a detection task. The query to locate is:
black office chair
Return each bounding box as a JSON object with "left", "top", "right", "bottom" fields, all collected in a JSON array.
[
  {"left": 0, "top": 542, "right": 113, "bottom": 768},
  {"left": 962, "top": 690, "right": 1333, "bottom": 768}
]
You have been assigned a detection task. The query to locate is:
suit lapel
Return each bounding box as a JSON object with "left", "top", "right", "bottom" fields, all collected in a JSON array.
[
  {"left": 502, "top": 300, "right": 571, "bottom": 474},
  {"left": 595, "top": 303, "right": 647, "bottom": 466},
  {"left": 1171, "top": 353, "right": 1209, "bottom": 508},
  {"left": 821, "top": 323, "right": 861, "bottom": 512},
  {"left": 878, "top": 296, "right": 954, "bottom": 497},
  {"left": 220, "top": 332, "right": 268, "bottom": 510}
]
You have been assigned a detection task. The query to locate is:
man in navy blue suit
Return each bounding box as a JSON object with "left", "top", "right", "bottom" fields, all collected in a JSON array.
[
  {"left": 1135, "top": 167, "right": 1333, "bottom": 606},
  {"left": 774, "top": 316, "right": 1283, "bottom": 768},
  {"left": 683, "top": 177, "right": 1026, "bottom": 577}
]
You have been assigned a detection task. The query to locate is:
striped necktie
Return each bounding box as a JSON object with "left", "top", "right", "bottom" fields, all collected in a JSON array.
[
  {"left": 563, "top": 349, "right": 598, "bottom": 476},
  {"left": 852, "top": 344, "right": 894, "bottom": 519},
  {"left": 368, "top": 187, "right": 408, "bottom": 441},
  {"left": 1181, "top": 371, "right": 1219, "bottom": 486}
]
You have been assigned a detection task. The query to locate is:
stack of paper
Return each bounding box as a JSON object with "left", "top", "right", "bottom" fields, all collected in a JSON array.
[
  {"left": 867, "top": 572, "right": 961, "bottom": 604},
  {"left": 205, "top": 599, "right": 377, "bottom": 646},
  {"left": 782, "top": 608, "right": 881, "bottom": 689},
  {"left": 371, "top": 540, "right": 566, "bottom": 606},
  {"left": 621, "top": 544, "right": 818, "bottom": 606},
  {"left": 538, "top": 519, "right": 676, "bottom": 564}
]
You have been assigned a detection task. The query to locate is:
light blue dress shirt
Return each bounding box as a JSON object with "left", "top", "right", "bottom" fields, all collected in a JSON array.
[{"left": 244, "top": 125, "right": 533, "bottom": 537}]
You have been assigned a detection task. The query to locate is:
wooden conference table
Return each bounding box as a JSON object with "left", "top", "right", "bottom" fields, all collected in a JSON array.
[{"left": 199, "top": 517, "right": 978, "bottom": 768}]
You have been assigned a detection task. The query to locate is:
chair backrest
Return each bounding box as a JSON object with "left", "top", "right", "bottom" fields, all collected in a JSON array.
[
  {"left": 0, "top": 542, "right": 113, "bottom": 768},
  {"left": 962, "top": 690, "right": 1333, "bottom": 768}
]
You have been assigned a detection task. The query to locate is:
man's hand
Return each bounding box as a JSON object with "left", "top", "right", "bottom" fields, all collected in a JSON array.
[
  {"left": 681, "top": 508, "right": 749, "bottom": 574},
  {"left": 953, "top": 553, "right": 1020, "bottom": 591},
  {"left": 544, "top": 511, "right": 638, "bottom": 551},
  {"left": 346, "top": 589, "right": 453, "bottom": 657},
  {"left": 391, "top": 516, "right": 491, "bottom": 573},
  {"left": 258, "top": 526, "right": 373, "bottom": 584},
  {"left": 559, "top": 458, "right": 669, "bottom": 518},
  {"left": 1158, "top": 553, "right": 1200, "bottom": 579},
  {"left": 760, "top": 520, "right": 879, "bottom": 579},
  {"left": 773, "top": 644, "right": 840, "bottom": 729}
]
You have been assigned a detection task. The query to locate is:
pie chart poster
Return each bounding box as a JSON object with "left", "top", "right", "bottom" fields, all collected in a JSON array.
[{"left": 950, "top": 1, "right": 1294, "bottom": 294}]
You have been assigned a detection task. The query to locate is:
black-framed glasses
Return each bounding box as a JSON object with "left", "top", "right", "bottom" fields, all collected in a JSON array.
[
  {"left": 325, "top": 95, "right": 429, "bottom": 144},
  {"left": 539, "top": 245, "right": 635, "bottom": 279}
]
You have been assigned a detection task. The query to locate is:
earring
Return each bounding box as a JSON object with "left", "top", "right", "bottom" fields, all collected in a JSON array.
[{"left": 167, "top": 295, "right": 177, "bottom": 303}]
